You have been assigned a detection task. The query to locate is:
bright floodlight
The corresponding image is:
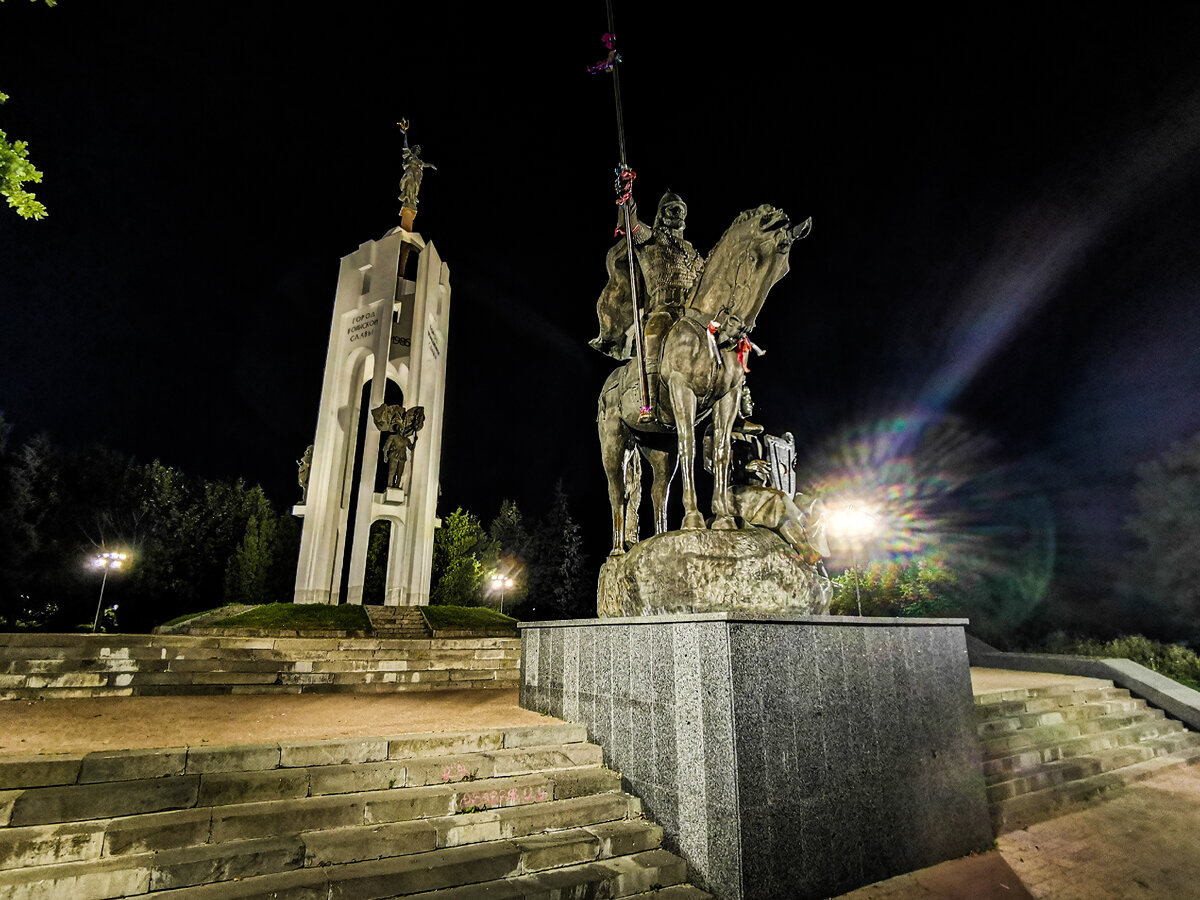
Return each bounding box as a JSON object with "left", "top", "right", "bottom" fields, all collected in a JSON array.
[{"left": 827, "top": 507, "right": 879, "bottom": 542}]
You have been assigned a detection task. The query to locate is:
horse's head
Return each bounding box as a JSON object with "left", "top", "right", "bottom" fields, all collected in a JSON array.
[{"left": 691, "top": 205, "right": 811, "bottom": 333}]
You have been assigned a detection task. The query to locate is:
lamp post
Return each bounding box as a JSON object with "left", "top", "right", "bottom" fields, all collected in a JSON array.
[
  {"left": 91, "top": 552, "right": 127, "bottom": 633},
  {"left": 826, "top": 507, "right": 878, "bottom": 617},
  {"left": 490, "top": 575, "right": 514, "bottom": 616}
]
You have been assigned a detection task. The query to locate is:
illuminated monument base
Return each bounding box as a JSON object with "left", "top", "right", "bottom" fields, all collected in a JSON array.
[{"left": 293, "top": 227, "right": 451, "bottom": 606}]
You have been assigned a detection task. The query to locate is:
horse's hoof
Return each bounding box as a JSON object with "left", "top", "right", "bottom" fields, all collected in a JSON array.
[
  {"left": 682, "top": 512, "right": 706, "bottom": 530},
  {"left": 711, "top": 516, "right": 739, "bottom": 531},
  {"left": 609, "top": 547, "right": 626, "bottom": 557}
]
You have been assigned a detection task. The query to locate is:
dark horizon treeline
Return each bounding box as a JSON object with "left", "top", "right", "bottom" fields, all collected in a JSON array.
[
  {"left": 0, "top": 414, "right": 594, "bottom": 632},
  {"left": 0, "top": 413, "right": 299, "bottom": 633},
  {"left": 4, "top": 407, "right": 1199, "bottom": 647}
]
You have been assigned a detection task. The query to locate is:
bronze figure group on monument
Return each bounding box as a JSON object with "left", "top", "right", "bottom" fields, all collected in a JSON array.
[
  {"left": 585, "top": 31, "right": 829, "bottom": 617},
  {"left": 589, "top": 189, "right": 831, "bottom": 617}
]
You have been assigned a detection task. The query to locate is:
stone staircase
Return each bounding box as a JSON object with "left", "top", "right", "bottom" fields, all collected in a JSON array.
[
  {"left": 364, "top": 606, "right": 431, "bottom": 639},
  {"left": 0, "top": 723, "right": 710, "bottom": 899},
  {"left": 976, "top": 679, "right": 1200, "bottom": 832},
  {"left": 0, "top": 633, "right": 520, "bottom": 698}
]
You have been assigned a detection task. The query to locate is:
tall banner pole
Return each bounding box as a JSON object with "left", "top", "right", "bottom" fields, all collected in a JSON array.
[{"left": 592, "top": 16, "right": 653, "bottom": 422}]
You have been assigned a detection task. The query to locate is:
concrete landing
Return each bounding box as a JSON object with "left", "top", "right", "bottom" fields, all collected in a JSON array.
[
  {"left": 835, "top": 764, "right": 1200, "bottom": 900},
  {"left": 0, "top": 689, "right": 550, "bottom": 756},
  {"left": 970, "top": 667, "right": 1110, "bottom": 694}
]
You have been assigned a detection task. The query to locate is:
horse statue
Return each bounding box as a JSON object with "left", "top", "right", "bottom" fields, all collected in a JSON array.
[{"left": 597, "top": 205, "right": 811, "bottom": 555}]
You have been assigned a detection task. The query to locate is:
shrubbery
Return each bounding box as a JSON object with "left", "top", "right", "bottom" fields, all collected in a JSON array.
[
  {"left": 829, "top": 555, "right": 960, "bottom": 618},
  {"left": 1038, "top": 633, "right": 1200, "bottom": 691}
]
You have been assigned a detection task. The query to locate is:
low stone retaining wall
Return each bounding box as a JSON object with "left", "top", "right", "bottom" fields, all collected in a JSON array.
[{"left": 0, "top": 633, "right": 519, "bottom": 699}]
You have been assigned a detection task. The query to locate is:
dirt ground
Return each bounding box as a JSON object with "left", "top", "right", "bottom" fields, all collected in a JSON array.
[{"left": 0, "top": 688, "right": 559, "bottom": 756}]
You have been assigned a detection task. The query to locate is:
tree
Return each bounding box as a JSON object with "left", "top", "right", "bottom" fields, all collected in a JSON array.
[
  {"left": 0, "top": 419, "right": 297, "bottom": 629},
  {"left": 829, "top": 554, "right": 960, "bottom": 618},
  {"left": 0, "top": 92, "right": 46, "bottom": 219},
  {"left": 1123, "top": 433, "right": 1200, "bottom": 645},
  {"left": 525, "top": 482, "right": 587, "bottom": 619},
  {"left": 482, "top": 499, "right": 530, "bottom": 610},
  {"left": 223, "top": 493, "right": 280, "bottom": 606},
  {"left": 362, "top": 520, "right": 391, "bottom": 605},
  {"left": 430, "top": 507, "right": 488, "bottom": 606}
]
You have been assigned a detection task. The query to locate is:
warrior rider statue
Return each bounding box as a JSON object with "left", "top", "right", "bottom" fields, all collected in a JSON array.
[{"left": 590, "top": 190, "right": 705, "bottom": 362}]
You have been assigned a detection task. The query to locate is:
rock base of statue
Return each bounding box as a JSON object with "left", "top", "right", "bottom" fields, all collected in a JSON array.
[{"left": 596, "top": 527, "right": 831, "bottom": 617}]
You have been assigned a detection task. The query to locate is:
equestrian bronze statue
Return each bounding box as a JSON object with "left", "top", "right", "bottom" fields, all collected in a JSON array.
[{"left": 596, "top": 203, "right": 811, "bottom": 555}]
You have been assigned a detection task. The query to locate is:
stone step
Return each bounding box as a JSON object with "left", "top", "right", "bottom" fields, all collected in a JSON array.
[
  {"left": 979, "top": 707, "right": 1169, "bottom": 755},
  {"left": 0, "top": 634, "right": 522, "bottom": 699},
  {"left": 0, "top": 724, "right": 586, "bottom": 789},
  {"left": 0, "top": 744, "right": 605, "bottom": 831},
  {"left": 364, "top": 607, "right": 431, "bottom": 640},
  {"left": 2, "top": 686, "right": 503, "bottom": 703},
  {"left": 0, "top": 813, "right": 663, "bottom": 898},
  {"left": 985, "top": 729, "right": 1200, "bottom": 802},
  {"left": 0, "top": 671, "right": 522, "bottom": 700},
  {"left": 374, "top": 630, "right": 432, "bottom": 636},
  {"left": 1, "top": 649, "right": 518, "bottom": 671},
  {"left": 0, "top": 769, "right": 621, "bottom": 858},
  {"left": 625, "top": 888, "right": 714, "bottom": 900},
  {"left": 0, "top": 733, "right": 599, "bottom": 827},
  {"left": 991, "top": 744, "right": 1200, "bottom": 833},
  {"left": 983, "top": 716, "right": 1192, "bottom": 780},
  {"left": 973, "top": 684, "right": 1126, "bottom": 716},
  {"left": 150, "top": 846, "right": 690, "bottom": 900},
  {"left": 0, "top": 780, "right": 638, "bottom": 873},
  {"left": 975, "top": 696, "right": 1145, "bottom": 736}
]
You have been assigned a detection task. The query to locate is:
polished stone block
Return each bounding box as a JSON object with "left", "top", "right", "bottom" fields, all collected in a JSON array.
[{"left": 519, "top": 614, "right": 992, "bottom": 900}]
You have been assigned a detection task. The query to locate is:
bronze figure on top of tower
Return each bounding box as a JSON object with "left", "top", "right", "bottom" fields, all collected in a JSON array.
[{"left": 399, "top": 144, "right": 437, "bottom": 213}]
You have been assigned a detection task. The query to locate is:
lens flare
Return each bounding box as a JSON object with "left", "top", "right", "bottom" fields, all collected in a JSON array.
[{"left": 799, "top": 414, "right": 1055, "bottom": 634}]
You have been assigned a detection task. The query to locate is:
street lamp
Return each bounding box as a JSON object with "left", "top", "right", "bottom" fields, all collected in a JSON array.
[
  {"left": 91, "top": 552, "right": 127, "bottom": 633},
  {"left": 826, "top": 507, "right": 879, "bottom": 617},
  {"left": 490, "top": 574, "right": 514, "bottom": 616}
]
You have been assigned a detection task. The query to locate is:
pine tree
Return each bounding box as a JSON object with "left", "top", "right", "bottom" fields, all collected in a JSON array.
[
  {"left": 223, "top": 509, "right": 278, "bottom": 605},
  {"left": 430, "top": 507, "right": 488, "bottom": 606},
  {"left": 528, "top": 482, "right": 587, "bottom": 618},
  {"left": 483, "top": 499, "right": 530, "bottom": 609}
]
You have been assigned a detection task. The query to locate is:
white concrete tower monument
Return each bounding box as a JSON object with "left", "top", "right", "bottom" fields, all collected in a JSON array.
[{"left": 293, "top": 179, "right": 450, "bottom": 605}]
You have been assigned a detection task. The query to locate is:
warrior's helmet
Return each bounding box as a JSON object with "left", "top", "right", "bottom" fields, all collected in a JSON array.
[{"left": 655, "top": 191, "right": 688, "bottom": 231}]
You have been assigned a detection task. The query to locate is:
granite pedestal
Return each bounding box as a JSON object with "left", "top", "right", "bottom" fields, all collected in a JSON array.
[{"left": 519, "top": 614, "right": 992, "bottom": 900}]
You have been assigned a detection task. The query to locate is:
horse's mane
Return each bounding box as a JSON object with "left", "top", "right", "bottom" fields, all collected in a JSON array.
[{"left": 700, "top": 205, "right": 776, "bottom": 268}]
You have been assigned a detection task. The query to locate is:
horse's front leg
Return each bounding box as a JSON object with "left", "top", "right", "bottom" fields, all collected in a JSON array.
[
  {"left": 599, "top": 412, "right": 630, "bottom": 555},
  {"left": 710, "top": 387, "right": 741, "bottom": 530},
  {"left": 667, "top": 374, "right": 705, "bottom": 530}
]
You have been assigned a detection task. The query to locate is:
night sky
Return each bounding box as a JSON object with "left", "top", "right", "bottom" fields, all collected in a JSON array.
[{"left": 3, "top": 4, "right": 1200, "bottom": 620}]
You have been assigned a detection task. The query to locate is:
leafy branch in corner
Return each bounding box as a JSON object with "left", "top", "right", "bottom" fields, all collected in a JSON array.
[{"left": 0, "top": 92, "right": 47, "bottom": 220}]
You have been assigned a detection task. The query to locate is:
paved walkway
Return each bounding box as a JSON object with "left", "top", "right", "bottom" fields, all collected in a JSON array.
[
  {"left": 0, "top": 689, "right": 554, "bottom": 756},
  {"left": 834, "top": 669, "right": 1200, "bottom": 900}
]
